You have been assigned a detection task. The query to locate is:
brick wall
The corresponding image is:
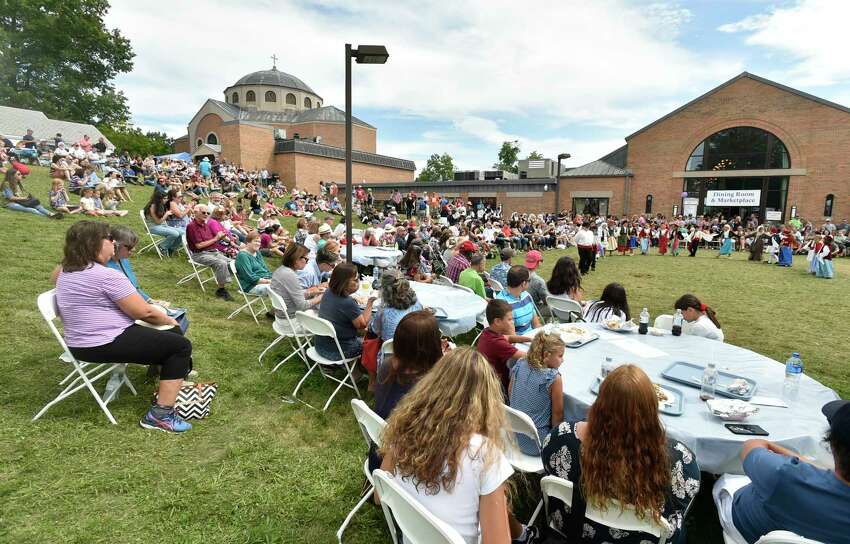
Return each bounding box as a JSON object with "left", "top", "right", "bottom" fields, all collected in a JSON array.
[
  {"left": 557, "top": 177, "right": 629, "bottom": 216},
  {"left": 173, "top": 136, "right": 189, "bottom": 154},
  {"left": 233, "top": 124, "right": 275, "bottom": 170},
  {"left": 626, "top": 76, "right": 850, "bottom": 220},
  {"left": 272, "top": 153, "right": 413, "bottom": 194}
]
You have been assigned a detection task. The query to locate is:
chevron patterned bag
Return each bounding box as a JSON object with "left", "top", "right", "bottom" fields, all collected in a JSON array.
[{"left": 160, "top": 382, "right": 218, "bottom": 420}]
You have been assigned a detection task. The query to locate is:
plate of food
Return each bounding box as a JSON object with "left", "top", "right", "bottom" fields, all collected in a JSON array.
[
  {"left": 553, "top": 324, "right": 599, "bottom": 348},
  {"left": 601, "top": 318, "right": 638, "bottom": 333},
  {"left": 706, "top": 399, "right": 759, "bottom": 421},
  {"left": 591, "top": 377, "right": 684, "bottom": 415}
]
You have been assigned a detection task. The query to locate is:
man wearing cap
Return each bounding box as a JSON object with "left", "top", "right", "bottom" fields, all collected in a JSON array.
[
  {"left": 458, "top": 253, "right": 488, "bottom": 299},
  {"left": 524, "top": 250, "right": 550, "bottom": 318},
  {"left": 490, "top": 248, "right": 514, "bottom": 290},
  {"left": 713, "top": 400, "right": 850, "bottom": 543},
  {"left": 446, "top": 240, "right": 477, "bottom": 283}
]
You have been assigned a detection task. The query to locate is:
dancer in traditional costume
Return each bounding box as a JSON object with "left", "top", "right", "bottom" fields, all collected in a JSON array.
[
  {"left": 766, "top": 228, "right": 780, "bottom": 264},
  {"left": 718, "top": 224, "right": 733, "bottom": 257},
  {"left": 748, "top": 226, "right": 765, "bottom": 262},
  {"left": 671, "top": 228, "right": 683, "bottom": 257},
  {"left": 658, "top": 224, "right": 669, "bottom": 256},
  {"left": 777, "top": 228, "right": 795, "bottom": 267},
  {"left": 628, "top": 225, "right": 638, "bottom": 255},
  {"left": 606, "top": 221, "right": 618, "bottom": 254},
  {"left": 687, "top": 226, "right": 700, "bottom": 257},
  {"left": 815, "top": 235, "right": 837, "bottom": 278},
  {"left": 617, "top": 224, "right": 629, "bottom": 256},
  {"left": 639, "top": 225, "right": 651, "bottom": 255}
]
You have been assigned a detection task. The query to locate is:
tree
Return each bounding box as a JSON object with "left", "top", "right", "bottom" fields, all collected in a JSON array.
[
  {"left": 493, "top": 140, "right": 520, "bottom": 173},
  {"left": 417, "top": 152, "right": 455, "bottom": 182},
  {"left": 99, "top": 125, "right": 173, "bottom": 157},
  {"left": 527, "top": 150, "right": 544, "bottom": 160},
  {"left": 0, "top": 0, "right": 135, "bottom": 126}
]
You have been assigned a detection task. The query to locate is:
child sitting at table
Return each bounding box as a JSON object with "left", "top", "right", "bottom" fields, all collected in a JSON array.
[
  {"left": 477, "top": 299, "right": 532, "bottom": 394},
  {"left": 674, "top": 293, "right": 724, "bottom": 342},
  {"left": 509, "top": 331, "right": 565, "bottom": 455}
]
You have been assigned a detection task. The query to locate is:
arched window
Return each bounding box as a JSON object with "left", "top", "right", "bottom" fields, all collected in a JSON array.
[
  {"left": 231, "top": 92, "right": 239, "bottom": 104},
  {"left": 196, "top": 139, "right": 203, "bottom": 147},
  {"left": 206, "top": 133, "right": 218, "bottom": 145},
  {"left": 685, "top": 126, "right": 790, "bottom": 171},
  {"left": 265, "top": 90, "right": 276, "bottom": 102},
  {"left": 317, "top": 101, "right": 322, "bottom": 108},
  {"left": 285, "top": 93, "right": 296, "bottom": 105},
  {"left": 645, "top": 194, "right": 653, "bottom": 214},
  {"left": 246, "top": 90, "right": 256, "bottom": 102},
  {"left": 304, "top": 97, "right": 312, "bottom": 108},
  {"left": 824, "top": 194, "right": 835, "bottom": 217}
]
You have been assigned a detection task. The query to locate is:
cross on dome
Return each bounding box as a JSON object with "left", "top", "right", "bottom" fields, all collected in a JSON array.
[{"left": 271, "top": 54, "right": 278, "bottom": 70}]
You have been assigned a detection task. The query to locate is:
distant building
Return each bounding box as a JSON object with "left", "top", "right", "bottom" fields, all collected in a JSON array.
[
  {"left": 0, "top": 105, "right": 113, "bottom": 148},
  {"left": 518, "top": 158, "right": 556, "bottom": 179}
]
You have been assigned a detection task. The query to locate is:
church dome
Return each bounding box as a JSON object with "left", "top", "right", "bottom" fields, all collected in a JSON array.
[{"left": 232, "top": 67, "right": 318, "bottom": 96}]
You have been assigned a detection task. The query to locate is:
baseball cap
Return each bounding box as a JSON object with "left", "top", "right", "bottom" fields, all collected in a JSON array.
[
  {"left": 459, "top": 240, "right": 477, "bottom": 254},
  {"left": 823, "top": 400, "right": 850, "bottom": 446},
  {"left": 318, "top": 223, "right": 332, "bottom": 235},
  {"left": 500, "top": 247, "right": 516, "bottom": 261},
  {"left": 525, "top": 250, "right": 543, "bottom": 270},
  {"left": 12, "top": 161, "right": 30, "bottom": 176}
]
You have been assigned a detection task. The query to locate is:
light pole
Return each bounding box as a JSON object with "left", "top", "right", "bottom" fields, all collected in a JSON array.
[
  {"left": 345, "top": 44, "right": 389, "bottom": 263},
  {"left": 554, "top": 152, "right": 570, "bottom": 215}
]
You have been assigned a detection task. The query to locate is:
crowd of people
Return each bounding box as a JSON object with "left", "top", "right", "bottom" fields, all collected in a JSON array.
[{"left": 4, "top": 142, "right": 847, "bottom": 544}]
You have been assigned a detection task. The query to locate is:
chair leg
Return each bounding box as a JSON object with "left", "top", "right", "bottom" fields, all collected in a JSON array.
[
  {"left": 337, "top": 484, "right": 374, "bottom": 543},
  {"left": 270, "top": 338, "right": 306, "bottom": 374},
  {"left": 291, "top": 360, "right": 319, "bottom": 399},
  {"left": 33, "top": 363, "right": 117, "bottom": 424},
  {"left": 258, "top": 335, "right": 284, "bottom": 363},
  {"left": 527, "top": 498, "right": 543, "bottom": 526}
]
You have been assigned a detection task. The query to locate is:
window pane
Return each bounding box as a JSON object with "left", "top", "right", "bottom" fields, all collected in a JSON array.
[{"left": 684, "top": 127, "right": 790, "bottom": 171}]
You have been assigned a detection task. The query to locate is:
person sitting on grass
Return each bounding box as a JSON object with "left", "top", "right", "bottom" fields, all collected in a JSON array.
[
  {"left": 495, "top": 265, "right": 541, "bottom": 336},
  {"left": 674, "top": 293, "right": 724, "bottom": 342},
  {"left": 583, "top": 282, "right": 631, "bottom": 323},
  {"left": 48, "top": 178, "right": 80, "bottom": 214},
  {"left": 270, "top": 242, "right": 323, "bottom": 319},
  {"left": 235, "top": 231, "right": 272, "bottom": 297},
  {"left": 78, "top": 186, "right": 127, "bottom": 217},
  {"left": 458, "top": 253, "right": 488, "bottom": 299},
  {"left": 541, "top": 364, "right": 701, "bottom": 543},
  {"left": 713, "top": 400, "right": 850, "bottom": 544},
  {"left": 2, "top": 166, "right": 63, "bottom": 219},
  {"left": 54, "top": 221, "right": 193, "bottom": 433},
  {"left": 316, "top": 262, "right": 376, "bottom": 360},
  {"left": 477, "top": 299, "right": 531, "bottom": 393},
  {"left": 378, "top": 348, "right": 539, "bottom": 544},
  {"left": 509, "top": 331, "right": 565, "bottom": 455}
]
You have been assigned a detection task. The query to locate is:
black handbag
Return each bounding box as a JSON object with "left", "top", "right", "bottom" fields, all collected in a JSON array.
[{"left": 19, "top": 196, "right": 41, "bottom": 208}]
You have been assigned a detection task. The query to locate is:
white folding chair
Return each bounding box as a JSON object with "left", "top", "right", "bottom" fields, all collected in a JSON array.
[
  {"left": 540, "top": 475, "right": 672, "bottom": 543},
  {"left": 433, "top": 275, "right": 454, "bottom": 287},
  {"left": 489, "top": 277, "right": 504, "bottom": 294},
  {"left": 654, "top": 314, "right": 674, "bottom": 331},
  {"left": 755, "top": 532, "right": 823, "bottom": 544},
  {"left": 546, "top": 295, "right": 584, "bottom": 323},
  {"left": 258, "top": 290, "right": 312, "bottom": 372},
  {"left": 337, "top": 399, "right": 387, "bottom": 543},
  {"left": 372, "top": 469, "right": 466, "bottom": 544},
  {"left": 451, "top": 283, "right": 475, "bottom": 295},
  {"left": 176, "top": 233, "right": 218, "bottom": 291},
  {"left": 226, "top": 260, "right": 268, "bottom": 324},
  {"left": 33, "top": 290, "right": 137, "bottom": 425},
  {"left": 138, "top": 209, "right": 163, "bottom": 259},
  {"left": 378, "top": 338, "right": 394, "bottom": 369},
  {"left": 503, "top": 404, "right": 545, "bottom": 526},
  {"left": 290, "top": 311, "right": 362, "bottom": 411}
]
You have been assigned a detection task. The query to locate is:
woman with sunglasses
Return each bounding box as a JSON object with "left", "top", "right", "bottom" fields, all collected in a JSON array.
[
  {"left": 54, "top": 221, "right": 194, "bottom": 433},
  {"left": 270, "top": 243, "right": 323, "bottom": 319}
]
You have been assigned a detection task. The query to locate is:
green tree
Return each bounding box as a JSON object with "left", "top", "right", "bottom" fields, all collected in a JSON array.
[
  {"left": 417, "top": 152, "right": 455, "bottom": 182},
  {"left": 527, "top": 150, "right": 544, "bottom": 160},
  {"left": 99, "top": 125, "right": 173, "bottom": 157},
  {"left": 493, "top": 140, "right": 520, "bottom": 173},
  {"left": 0, "top": 0, "right": 134, "bottom": 126}
]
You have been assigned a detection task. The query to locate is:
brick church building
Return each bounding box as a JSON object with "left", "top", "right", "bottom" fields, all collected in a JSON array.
[{"left": 173, "top": 64, "right": 414, "bottom": 194}]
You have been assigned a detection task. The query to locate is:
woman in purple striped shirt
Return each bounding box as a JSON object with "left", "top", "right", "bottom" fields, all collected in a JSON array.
[{"left": 55, "top": 221, "right": 194, "bottom": 433}]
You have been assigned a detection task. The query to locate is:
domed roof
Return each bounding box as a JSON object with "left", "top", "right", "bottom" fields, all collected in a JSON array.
[{"left": 231, "top": 67, "right": 318, "bottom": 96}]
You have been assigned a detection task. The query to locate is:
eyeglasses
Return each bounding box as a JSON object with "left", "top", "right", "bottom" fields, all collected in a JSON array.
[{"left": 200, "top": 211, "right": 209, "bottom": 216}]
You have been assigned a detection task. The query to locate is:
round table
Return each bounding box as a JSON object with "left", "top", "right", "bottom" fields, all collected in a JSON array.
[
  {"left": 409, "top": 282, "right": 486, "bottom": 337},
  {"left": 528, "top": 323, "right": 838, "bottom": 474},
  {"left": 342, "top": 245, "right": 402, "bottom": 267}
]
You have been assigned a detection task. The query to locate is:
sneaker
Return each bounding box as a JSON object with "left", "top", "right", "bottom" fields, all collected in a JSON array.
[
  {"left": 139, "top": 407, "right": 192, "bottom": 433},
  {"left": 216, "top": 288, "right": 234, "bottom": 301}
]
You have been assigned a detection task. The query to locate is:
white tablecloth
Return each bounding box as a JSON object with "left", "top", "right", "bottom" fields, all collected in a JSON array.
[
  {"left": 528, "top": 324, "right": 838, "bottom": 474},
  {"left": 341, "top": 245, "right": 402, "bottom": 267},
  {"left": 410, "top": 282, "right": 486, "bottom": 337}
]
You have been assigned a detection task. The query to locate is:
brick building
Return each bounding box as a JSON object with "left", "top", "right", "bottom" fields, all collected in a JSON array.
[
  {"left": 178, "top": 65, "right": 414, "bottom": 193},
  {"left": 366, "top": 72, "right": 849, "bottom": 221}
]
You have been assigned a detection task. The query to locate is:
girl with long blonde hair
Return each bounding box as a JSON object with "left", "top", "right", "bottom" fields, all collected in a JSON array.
[
  {"left": 379, "top": 347, "right": 532, "bottom": 543},
  {"left": 540, "top": 365, "right": 700, "bottom": 543}
]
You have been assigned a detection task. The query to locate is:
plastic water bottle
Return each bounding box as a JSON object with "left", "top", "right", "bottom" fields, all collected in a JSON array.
[
  {"left": 103, "top": 369, "right": 122, "bottom": 403},
  {"left": 639, "top": 308, "right": 649, "bottom": 335},
  {"left": 783, "top": 352, "right": 803, "bottom": 400},
  {"left": 700, "top": 362, "right": 718, "bottom": 401},
  {"left": 672, "top": 309, "right": 684, "bottom": 336}
]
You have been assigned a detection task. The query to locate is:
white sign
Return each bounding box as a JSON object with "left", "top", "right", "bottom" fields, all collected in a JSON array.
[
  {"left": 683, "top": 197, "right": 699, "bottom": 217},
  {"left": 766, "top": 210, "right": 782, "bottom": 221},
  {"left": 705, "top": 190, "right": 761, "bottom": 207}
]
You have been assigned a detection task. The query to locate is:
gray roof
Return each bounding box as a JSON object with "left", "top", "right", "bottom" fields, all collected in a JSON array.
[
  {"left": 231, "top": 68, "right": 319, "bottom": 97},
  {"left": 0, "top": 105, "right": 113, "bottom": 147},
  {"left": 626, "top": 72, "right": 850, "bottom": 140},
  {"left": 274, "top": 139, "right": 415, "bottom": 171},
  {"left": 210, "top": 99, "right": 374, "bottom": 129},
  {"left": 561, "top": 145, "right": 632, "bottom": 177}
]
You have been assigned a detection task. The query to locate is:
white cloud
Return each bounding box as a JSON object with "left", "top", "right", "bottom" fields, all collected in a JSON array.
[{"left": 718, "top": 0, "right": 850, "bottom": 87}]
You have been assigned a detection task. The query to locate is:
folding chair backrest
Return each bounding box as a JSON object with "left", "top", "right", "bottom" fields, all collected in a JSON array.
[
  {"left": 380, "top": 339, "right": 394, "bottom": 357},
  {"left": 654, "top": 314, "right": 674, "bottom": 331},
  {"left": 351, "top": 399, "right": 386, "bottom": 449},
  {"left": 139, "top": 209, "right": 150, "bottom": 233},
  {"left": 267, "top": 289, "right": 300, "bottom": 335},
  {"left": 181, "top": 233, "right": 193, "bottom": 258},
  {"left": 229, "top": 260, "right": 247, "bottom": 295},
  {"left": 37, "top": 290, "right": 70, "bottom": 353},
  {"left": 755, "top": 532, "right": 823, "bottom": 544},
  {"left": 547, "top": 295, "right": 583, "bottom": 323},
  {"left": 540, "top": 475, "right": 670, "bottom": 541},
  {"left": 372, "top": 469, "right": 466, "bottom": 544},
  {"left": 504, "top": 404, "right": 543, "bottom": 449},
  {"left": 296, "top": 310, "right": 336, "bottom": 338},
  {"left": 451, "top": 283, "right": 474, "bottom": 295},
  {"left": 489, "top": 277, "right": 504, "bottom": 293}
]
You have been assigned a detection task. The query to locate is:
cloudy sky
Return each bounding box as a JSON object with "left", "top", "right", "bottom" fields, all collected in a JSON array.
[{"left": 106, "top": 0, "right": 850, "bottom": 172}]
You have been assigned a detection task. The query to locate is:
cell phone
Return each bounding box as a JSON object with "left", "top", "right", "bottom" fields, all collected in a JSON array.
[{"left": 725, "top": 423, "right": 769, "bottom": 436}]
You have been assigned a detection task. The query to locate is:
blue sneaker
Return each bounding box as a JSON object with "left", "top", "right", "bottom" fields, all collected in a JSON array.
[{"left": 139, "top": 407, "right": 192, "bottom": 433}]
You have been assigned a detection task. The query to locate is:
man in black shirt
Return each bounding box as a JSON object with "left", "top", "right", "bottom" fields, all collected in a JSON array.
[
  {"left": 21, "top": 128, "right": 36, "bottom": 149},
  {"left": 93, "top": 137, "right": 107, "bottom": 154}
]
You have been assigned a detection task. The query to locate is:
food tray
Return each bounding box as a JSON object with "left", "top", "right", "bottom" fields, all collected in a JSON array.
[
  {"left": 591, "top": 377, "right": 684, "bottom": 416},
  {"left": 550, "top": 325, "right": 599, "bottom": 348},
  {"left": 661, "top": 361, "right": 757, "bottom": 401},
  {"left": 565, "top": 333, "right": 599, "bottom": 348}
]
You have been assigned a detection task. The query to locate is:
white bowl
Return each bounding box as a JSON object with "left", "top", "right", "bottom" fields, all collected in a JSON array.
[{"left": 706, "top": 399, "right": 759, "bottom": 421}]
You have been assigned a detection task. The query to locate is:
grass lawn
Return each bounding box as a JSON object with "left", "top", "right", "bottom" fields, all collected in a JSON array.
[{"left": 1, "top": 166, "right": 847, "bottom": 543}]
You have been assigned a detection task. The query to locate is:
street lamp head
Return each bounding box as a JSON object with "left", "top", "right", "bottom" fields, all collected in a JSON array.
[
  {"left": 557, "top": 153, "right": 571, "bottom": 160},
  {"left": 353, "top": 45, "right": 389, "bottom": 64}
]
